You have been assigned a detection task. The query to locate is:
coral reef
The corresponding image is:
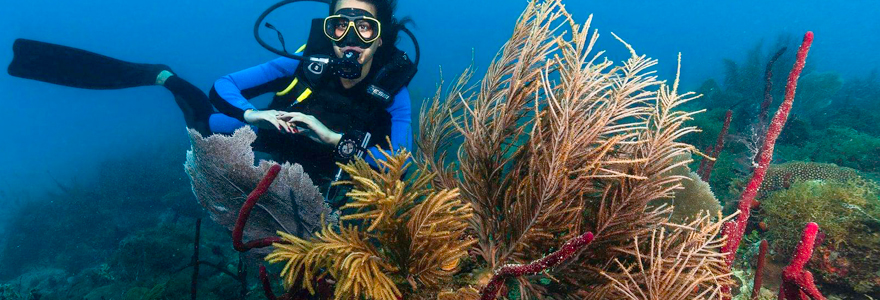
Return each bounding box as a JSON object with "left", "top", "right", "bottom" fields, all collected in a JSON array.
[
  {"left": 792, "top": 72, "right": 843, "bottom": 116},
  {"left": 0, "top": 141, "right": 198, "bottom": 280},
  {"left": 761, "top": 179, "right": 880, "bottom": 295},
  {"left": 776, "top": 126, "right": 880, "bottom": 173}
]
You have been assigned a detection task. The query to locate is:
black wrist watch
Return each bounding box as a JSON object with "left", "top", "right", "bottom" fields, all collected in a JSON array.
[{"left": 334, "top": 130, "right": 371, "bottom": 162}]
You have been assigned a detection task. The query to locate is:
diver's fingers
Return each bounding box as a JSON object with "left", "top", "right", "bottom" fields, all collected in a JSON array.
[
  {"left": 282, "top": 114, "right": 316, "bottom": 129},
  {"left": 271, "top": 118, "right": 293, "bottom": 134},
  {"left": 280, "top": 120, "right": 296, "bottom": 134},
  {"left": 277, "top": 112, "right": 306, "bottom": 120},
  {"left": 279, "top": 112, "right": 318, "bottom": 125}
]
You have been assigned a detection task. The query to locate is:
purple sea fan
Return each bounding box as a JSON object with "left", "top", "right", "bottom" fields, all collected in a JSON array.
[{"left": 184, "top": 127, "right": 333, "bottom": 249}]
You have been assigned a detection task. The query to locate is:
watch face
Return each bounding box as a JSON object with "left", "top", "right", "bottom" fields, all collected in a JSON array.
[{"left": 340, "top": 140, "right": 356, "bottom": 157}]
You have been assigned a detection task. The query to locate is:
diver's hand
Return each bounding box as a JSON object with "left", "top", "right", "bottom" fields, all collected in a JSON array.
[
  {"left": 278, "top": 112, "right": 342, "bottom": 146},
  {"left": 243, "top": 109, "right": 296, "bottom": 134}
]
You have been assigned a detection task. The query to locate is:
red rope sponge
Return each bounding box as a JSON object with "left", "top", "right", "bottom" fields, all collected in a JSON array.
[
  {"left": 779, "top": 222, "right": 825, "bottom": 300},
  {"left": 480, "top": 232, "right": 594, "bottom": 300},
  {"left": 233, "top": 164, "right": 284, "bottom": 252},
  {"left": 722, "top": 31, "right": 813, "bottom": 266}
]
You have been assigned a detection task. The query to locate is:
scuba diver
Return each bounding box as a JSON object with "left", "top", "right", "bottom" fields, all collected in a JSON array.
[{"left": 7, "top": 0, "right": 418, "bottom": 200}]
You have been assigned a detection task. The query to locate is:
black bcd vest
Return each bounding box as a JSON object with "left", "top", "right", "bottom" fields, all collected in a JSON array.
[{"left": 252, "top": 67, "right": 392, "bottom": 186}]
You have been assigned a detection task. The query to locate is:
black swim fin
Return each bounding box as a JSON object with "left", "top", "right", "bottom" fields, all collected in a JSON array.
[{"left": 8, "top": 38, "right": 168, "bottom": 90}]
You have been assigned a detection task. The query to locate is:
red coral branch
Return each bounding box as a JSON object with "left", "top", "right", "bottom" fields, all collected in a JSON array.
[
  {"left": 722, "top": 31, "right": 813, "bottom": 266},
  {"left": 700, "top": 110, "right": 733, "bottom": 181},
  {"left": 750, "top": 239, "right": 768, "bottom": 300},
  {"left": 233, "top": 164, "right": 285, "bottom": 252},
  {"left": 260, "top": 265, "right": 279, "bottom": 300},
  {"left": 779, "top": 222, "right": 826, "bottom": 300},
  {"left": 480, "top": 232, "right": 594, "bottom": 300},
  {"left": 720, "top": 32, "right": 812, "bottom": 299}
]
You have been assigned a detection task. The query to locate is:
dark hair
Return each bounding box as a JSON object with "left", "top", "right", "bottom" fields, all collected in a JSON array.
[{"left": 329, "top": 0, "right": 410, "bottom": 62}]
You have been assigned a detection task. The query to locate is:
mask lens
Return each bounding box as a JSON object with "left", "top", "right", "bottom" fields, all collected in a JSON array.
[
  {"left": 324, "top": 16, "right": 349, "bottom": 40},
  {"left": 355, "top": 19, "right": 379, "bottom": 41},
  {"left": 323, "top": 15, "right": 381, "bottom": 43}
]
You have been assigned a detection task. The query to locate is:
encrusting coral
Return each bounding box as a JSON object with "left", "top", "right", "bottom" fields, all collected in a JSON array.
[
  {"left": 760, "top": 161, "right": 863, "bottom": 196},
  {"left": 264, "top": 147, "right": 475, "bottom": 300}
]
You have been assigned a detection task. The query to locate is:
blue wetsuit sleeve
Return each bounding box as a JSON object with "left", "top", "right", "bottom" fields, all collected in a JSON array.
[
  {"left": 364, "top": 87, "right": 413, "bottom": 167},
  {"left": 210, "top": 57, "right": 301, "bottom": 121}
]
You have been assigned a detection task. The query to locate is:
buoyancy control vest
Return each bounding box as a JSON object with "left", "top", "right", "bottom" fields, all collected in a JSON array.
[{"left": 252, "top": 18, "right": 413, "bottom": 186}]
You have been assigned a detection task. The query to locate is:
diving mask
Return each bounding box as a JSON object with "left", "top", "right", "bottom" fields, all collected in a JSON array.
[{"left": 323, "top": 8, "right": 381, "bottom": 47}]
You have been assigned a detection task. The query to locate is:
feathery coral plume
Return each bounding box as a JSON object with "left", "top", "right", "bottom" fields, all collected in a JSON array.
[
  {"left": 265, "top": 147, "right": 474, "bottom": 299},
  {"left": 592, "top": 212, "right": 734, "bottom": 300},
  {"left": 417, "top": 0, "right": 705, "bottom": 297}
]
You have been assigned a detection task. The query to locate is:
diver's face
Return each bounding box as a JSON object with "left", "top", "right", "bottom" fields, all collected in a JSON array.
[{"left": 331, "top": 0, "right": 381, "bottom": 65}]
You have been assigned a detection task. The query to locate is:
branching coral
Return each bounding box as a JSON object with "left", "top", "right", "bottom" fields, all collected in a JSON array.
[
  {"left": 417, "top": 0, "right": 705, "bottom": 297},
  {"left": 264, "top": 147, "right": 475, "bottom": 299},
  {"left": 587, "top": 213, "right": 735, "bottom": 300}
]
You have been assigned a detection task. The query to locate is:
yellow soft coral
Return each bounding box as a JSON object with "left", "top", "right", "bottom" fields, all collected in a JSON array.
[
  {"left": 265, "top": 147, "right": 474, "bottom": 298},
  {"left": 266, "top": 223, "right": 400, "bottom": 300}
]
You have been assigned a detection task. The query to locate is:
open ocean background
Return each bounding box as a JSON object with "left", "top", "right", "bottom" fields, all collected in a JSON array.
[{"left": 0, "top": 0, "right": 877, "bottom": 193}]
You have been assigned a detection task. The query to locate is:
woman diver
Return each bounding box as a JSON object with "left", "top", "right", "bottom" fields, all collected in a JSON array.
[{"left": 8, "top": 0, "right": 418, "bottom": 194}]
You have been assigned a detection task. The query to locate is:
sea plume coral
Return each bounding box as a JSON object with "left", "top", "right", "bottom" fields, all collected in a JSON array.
[
  {"left": 416, "top": 0, "right": 706, "bottom": 297},
  {"left": 184, "top": 127, "right": 333, "bottom": 242},
  {"left": 264, "top": 147, "right": 475, "bottom": 299},
  {"left": 589, "top": 212, "right": 735, "bottom": 300}
]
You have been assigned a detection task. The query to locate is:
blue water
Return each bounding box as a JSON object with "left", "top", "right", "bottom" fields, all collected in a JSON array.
[{"left": 1, "top": 0, "right": 878, "bottom": 193}]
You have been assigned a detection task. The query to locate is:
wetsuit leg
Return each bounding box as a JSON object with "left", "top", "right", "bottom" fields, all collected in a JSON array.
[
  {"left": 163, "top": 76, "right": 215, "bottom": 135},
  {"left": 8, "top": 38, "right": 215, "bottom": 135},
  {"left": 8, "top": 39, "right": 166, "bottom": 89}
]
